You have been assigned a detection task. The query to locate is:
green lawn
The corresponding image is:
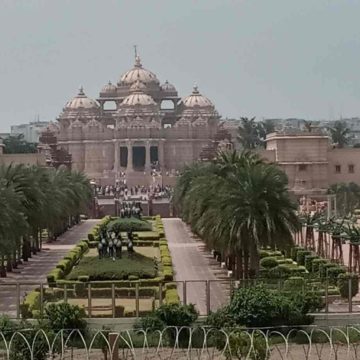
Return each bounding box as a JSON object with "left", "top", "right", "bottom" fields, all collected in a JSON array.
[{"left": 67, "top": 251, "right": 157, "bottom": 281}]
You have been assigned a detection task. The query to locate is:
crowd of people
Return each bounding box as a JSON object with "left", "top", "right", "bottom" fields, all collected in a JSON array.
[
  {"left": 119, "top": 201, "right": 142, "bottom": 218},
  {"left": 95, "top": 181, "right": 173, "bottom": 200}
]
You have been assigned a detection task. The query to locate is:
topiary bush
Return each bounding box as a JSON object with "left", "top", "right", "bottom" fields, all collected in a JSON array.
[
  {"left": 296, "top": 250, "right": 312, "bottom": 266},
  {"left": 260, "top": 256, "right": 278, "bottom": 269},
  {"left": 312, "top": 258, "right": 328, "bottom": 273},
  {"left": 283, "top": 276, "right": 305, "bottom": 292},
  {"left": 338, "top": 273, "right": 359, "bottom": 299},
  {"left": 107, "top": 217, "right": 152, "bottom": 232},
  {"left": 304, "top": 255, "right": 319, "bottom": 272},
  {"left": 327, "top": 266, "right": 346, "bottom": 285},
  {"left": 291, "top": 246, "right": 305, "bottom": 261}
]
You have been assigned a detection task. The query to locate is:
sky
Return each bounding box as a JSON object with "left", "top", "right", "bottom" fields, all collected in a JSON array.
[{"left": 1, "top": 0, "right": 360, "bottom": 131}]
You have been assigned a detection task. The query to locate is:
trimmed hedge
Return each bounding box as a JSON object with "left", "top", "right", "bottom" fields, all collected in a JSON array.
[
  {"left": 165, "top": 289, "right": 180, "bottom": 305},
  {"left": 338, "top": 273, "right": 359, "bottom": 298},
  {"left": 20, "top": 290, "right": 40, "bottom": 318},
  {"left": 296, "top": 250, "right": 312, "bottom": 266},
  {"left": 260, "top": 257, "right": 278, "bottom": 269}
]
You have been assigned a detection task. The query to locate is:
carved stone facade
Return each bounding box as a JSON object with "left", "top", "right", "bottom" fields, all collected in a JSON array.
[{"left": 40, "top": 56, "right": 224, "bottom": 183}]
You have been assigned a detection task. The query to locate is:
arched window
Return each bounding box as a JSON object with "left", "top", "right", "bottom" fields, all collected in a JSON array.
[
  {"left": 103, "top": 101, "right": 117, "bottom": 110},
  {"left": 160, "top": 100, "right": 175, "bottom": 110}
]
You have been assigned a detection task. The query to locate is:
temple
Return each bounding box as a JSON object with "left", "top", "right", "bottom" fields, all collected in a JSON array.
[{"left": 39, "top": 55, "right": 229, "bottom": 185}]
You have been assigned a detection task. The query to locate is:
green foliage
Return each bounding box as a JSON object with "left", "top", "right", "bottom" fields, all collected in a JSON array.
[
  {"left": 47, "top": 268, "right": 64, "bottom": 285},
  {"left": 107, "top": 217, "right": 152, "bottom": 232},
  {"left": 20, "top": 291, "right": 41, "bottom": 318},
  {"left": 45, "top": 302, "right": 87, "bottom": 333},
  {"left": 291, "top": 246, "right": 305, "bottom": 261},
  {"left": 165, "top": 289, "right": 180, "bottom": 304},
  {"left": 337, "top": 273, "right": 359, "bottom": 298},
  {"left": 304, "top": 255, "right": 318, "bottom": 271},
  {"left": 226, "top": 284, "right": 323, "bottom": 328},
  {"left": 296, "top": 250, "right": 312, "bottom": 266},
  {"left": 67, "top": 252, "right": 157, "bottom": 281},
  {"left": 327, "top": 266, "right": 346, "bottom": 285},
  {"left": 3, "top": 134, "right": 37, "bottom": 154},
  {"left": 312, "top": 258, "right": 328, "bottom": 273},
  {"left": 283, "top": 277, "right": 305, "bottom": 291},
  {"left": 260, "top": 256, "right": 278, "bottom": 269}
]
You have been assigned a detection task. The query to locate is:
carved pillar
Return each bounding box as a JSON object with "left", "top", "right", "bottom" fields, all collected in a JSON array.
[
  {"left": 158, "top": 140, "right": 165, "bottom": 168},
  {"left": 145, "top": 141, "right": 151, "bottom": 172},
  {"left": 127, "top": 141, "right": 133, "bottom": 171},
  {"left": 114, "top": 141, "right": 120, "bottom": 175}
]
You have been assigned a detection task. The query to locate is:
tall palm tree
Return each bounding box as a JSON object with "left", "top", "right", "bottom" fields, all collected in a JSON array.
[
  {"left": 174, "top": 150, "right": 300, "bottom": 278},
  {"left": 0, "top": 164, "right": 92, "bottom": 277},
  {"left": 328, "top": 121, "right": 351, "bottom": 148},
  {"left": 237, "top": 117, "right": 259, "bottom": 149}
]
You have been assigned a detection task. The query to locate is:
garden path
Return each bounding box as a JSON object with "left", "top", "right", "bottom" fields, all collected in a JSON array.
[
  {"left": 163, "top": 218, "right": 229, "bottom": 315},
  {"left": 0, "top": 219, "right": 99, "bottom": 317}
]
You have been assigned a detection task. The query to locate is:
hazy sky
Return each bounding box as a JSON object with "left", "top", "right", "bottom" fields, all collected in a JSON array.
[{"left": 1, "top": 0, "right": 360, "bottom": 131}]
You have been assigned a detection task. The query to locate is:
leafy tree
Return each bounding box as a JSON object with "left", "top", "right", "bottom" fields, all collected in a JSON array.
[
  {"left": 0, "top": 164, "right": 92, "bottom": 277},
  {"left": 174, "top": 150, "right": 300, "bottom": 277},
  {"left": 328, "top": 182, "right": 360, "bottom": 215},
  {"left": 237, "top": 118, "right": 275, "bottom": 149},
  {"left": 328, "top": 121, "right": 351, "bottom": 148},
  {"left": 3, "top": 134, "right": 37, "bottom": 154}
]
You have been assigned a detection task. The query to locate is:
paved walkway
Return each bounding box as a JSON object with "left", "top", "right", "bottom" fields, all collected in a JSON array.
[
  {"left": 0, "top": 219, "right": 99, "bottom": 317},
  {"left": 163, "top": 218, "right": 229, "bottom": 315}
]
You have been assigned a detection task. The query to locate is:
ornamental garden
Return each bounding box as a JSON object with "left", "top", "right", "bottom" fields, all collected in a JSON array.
[{"left": 21, "top": 215, "right": 178, "bottom": 318}]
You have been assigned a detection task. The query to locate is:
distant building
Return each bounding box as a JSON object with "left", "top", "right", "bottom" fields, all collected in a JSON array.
[
  {"left": 0, "top": 132, "right": 10, "bottom": 139},
  {"left": 11, "top": 120, "right": 50, "bottom": 143}
]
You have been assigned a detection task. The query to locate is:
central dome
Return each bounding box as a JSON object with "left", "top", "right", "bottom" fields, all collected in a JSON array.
[{"left": 119, "top": 56, "right": 159, "bottom": 86}]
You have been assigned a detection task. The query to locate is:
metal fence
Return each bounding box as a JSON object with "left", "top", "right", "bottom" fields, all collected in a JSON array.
[
  {"left": 0, "top": 278, "right": 359, "bottom": 319},
  {"left": 1, "top": 326, "right": 360, "bottom": 359}
]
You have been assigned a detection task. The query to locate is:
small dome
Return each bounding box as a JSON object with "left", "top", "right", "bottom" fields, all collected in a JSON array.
[
  {"left": 65, "top": 87, "right": 100, "bottom": 110},
  {"left": 121, "top": 86, "right": 157, "bottom": 107},
  {"left": 181, "top": 85, "right": 214, "bottom": 108},
  {"left": 100, "top": 81, "right": 117, "bottom": 96},
  {"left": 161, "top": 80, "right": 176, "bottom": 92},
  {"left": 119, "top": 56, "right": 159, "bottom": 86}
]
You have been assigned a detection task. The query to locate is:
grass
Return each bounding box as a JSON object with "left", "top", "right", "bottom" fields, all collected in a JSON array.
[
  {"left": 66, "top": 251, "right": 157, "bottom": 281},
  {"left": 107, "top": 217, "right": 152, "bottom": 232}
]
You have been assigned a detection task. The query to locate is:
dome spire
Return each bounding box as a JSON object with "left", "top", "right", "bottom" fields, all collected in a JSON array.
[
  {"left": 78, "top": 86, "right": 85, "bottom": 96},
  {"left": 192, "top": 84, "right": 199, "bottom": 94}
]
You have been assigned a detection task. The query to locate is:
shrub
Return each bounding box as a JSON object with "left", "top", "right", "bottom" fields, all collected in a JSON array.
[
  {"left": 45, "top": 303, "right": 87, "bottom": 333},
  {"left": 155, "top": 303, "right": 198, "bottom": 327},
  {"left": 163, "top": 266, "right": 173, "bottom": 281},
  {"left": 165, "top": 289, "right": 180, "bottom": 304},
  {"left": 20, "top": 291, "right": 41, "bottom": 318},
  {"left": 227, "top": 284, "right": 323, "bottom": 327},
  {"left": 268, "top": 264, "right": 292, "bottom": 279},
  {"left": 296, "top": 250, "right": 312, "bottom": 266},
  {"left": 259, "top": 250, "right": 272, "bottom": 259},
  {"left": 128, "top": 275, "right": 139, "bottom": 281},
  {"left": 283, "top": 277, "right": 305, "bottom": 292},
  {"left": 260, "top": 257, "right": 278, "bottom": 269},
  {"left": 327, "top": 266, "right": 346, "bottom": 285},
  {"left": 78, "top": 275, "right": 89, "bottom": 282},
  {"left": 88, "top": 233, "right": 95, "bottom": 242},
  {"left": 107, "top": 217, "right": 152, "bottom": 232},
  {"left": 56, "top": 259, "right": 72, "bottom": 274},
  {"left": 304, "top": 255, "right": 319, "bottom": 272},
  {"left": 312, "top": 258, "right": 328, "bottom": 273},
  {"left": 291, "top": 246, "right": 305, "bottom": 261},
  {"left": 319, "top": 262, "right": 337, "bottom": 278},
  {"left": 47, "top": 268, "right": 64, "bottom": 286},
  {"left": 338, "top": 273, "right": 359, "bottom": 298}
]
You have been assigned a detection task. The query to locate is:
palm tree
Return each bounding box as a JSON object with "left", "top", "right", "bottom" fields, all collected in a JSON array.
[
  {"left": 328, "top": 121, "right": 351, "bottom": 148},
  {"left": 174, "top": 150, "right": 300, "bottom": 278},
  {"left": 0, "top": 164, "right": 92, "bottom": 277},
  {"left": 237, "top": 117, "right": 259, "bottom": 149}
]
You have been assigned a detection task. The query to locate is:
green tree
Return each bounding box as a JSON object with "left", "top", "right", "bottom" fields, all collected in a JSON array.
[
  {"left": 328, "top": 121, "right": 351, "bottom": 148},
  {"left": 0, "top": 164, "right": 92, "bottom": 277},
  {"left": 174, "top": 150, "right": 299, "bottom": 277},
  {"left": 3, "top": 134, "right": 37, "bottom": 154}
]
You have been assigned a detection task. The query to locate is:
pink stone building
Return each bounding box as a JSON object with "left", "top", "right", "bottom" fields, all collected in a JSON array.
[{"left": 40, "top": 55, "right": 224, "bottom": 185}]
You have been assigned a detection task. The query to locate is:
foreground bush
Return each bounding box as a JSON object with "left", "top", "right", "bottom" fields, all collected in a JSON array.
[{"left": 207, "top": 284, "right": 323, "bottom": 329}]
